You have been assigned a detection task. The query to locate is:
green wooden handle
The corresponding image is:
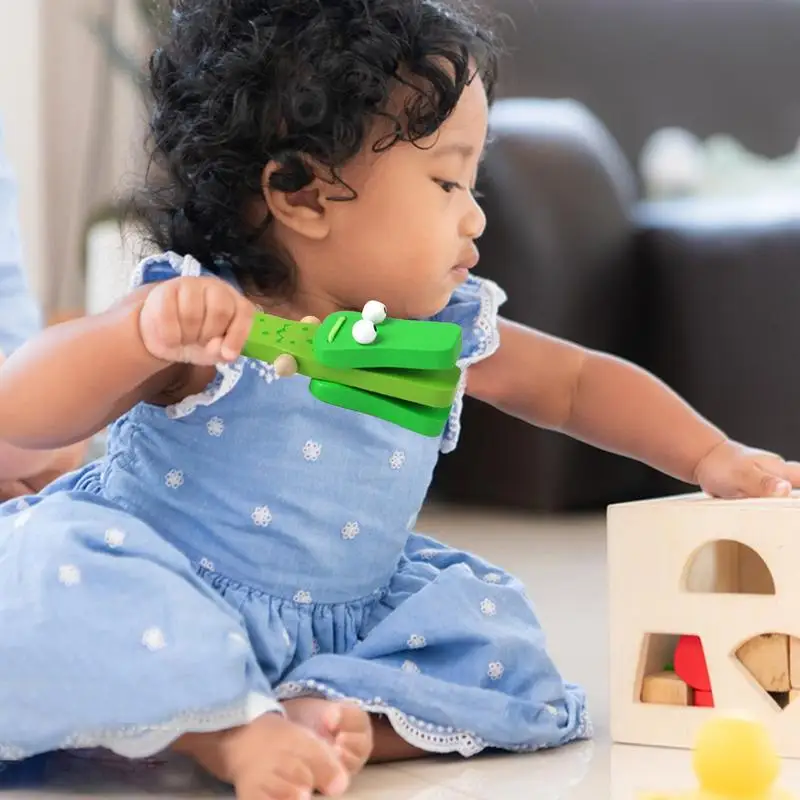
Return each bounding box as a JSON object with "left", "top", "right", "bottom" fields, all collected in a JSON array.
[{"left": 242, "top": 312, "right": 461, "bottom": 408}]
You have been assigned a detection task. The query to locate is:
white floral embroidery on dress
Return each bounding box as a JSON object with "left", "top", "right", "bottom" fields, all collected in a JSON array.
[
  {"left": 407, "top": 634, "right": 426, "bottom": 650},
  {"left": 401, "top": 660, "right": 420, "bottom": 674},
  {"left": 207, "top": 417, "right": 225, "bottom": 437},
  {"left": 105, "top": 528, "right": 126, "bottom": 549},
  {"left": 311, "top": 639, "right": 320, "bottom": 655},
  {"left": 389, "top": 450, "right": 406, "bottom": 470},
  {"left": 251, "top": 505, "right": 272, "bottom": 527},
  {"left": 417, "top": 548, "right": 438, "bottom": 561},
  {"left": 341, "top": 521, "right": 360, "bottom": 540},
  {"left": 165, "top": 469, "right": 184, "bottom": 489},
  {"left": 303, "top": 440, "right": 322, "bottom": 462},
  {"left": 58, "top": 565, "right": 81, "bottom": 587},
  {"left": 13, "top": 508, "right": 31, "bottom": 529},
  {"left": 293, "top": 590, "right": 312, "bottom": 604},
  {"left": 199, "top": 557, "right": 215, "bottom": 571},
  {"left": 487, "top": 661, "right": 505, "bottom": 681},
  {"left": 483, "top": 572, "right": 502, "bottom": 584},
  {"left": 142, "top": 627, "right": 166, "bottom": 652},
  {"left": 480, "top": 598, "right": 497, "bottom": 616}
]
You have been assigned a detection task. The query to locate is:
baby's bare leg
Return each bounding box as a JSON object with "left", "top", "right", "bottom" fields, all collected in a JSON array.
[
  {"left": 369, "top": 715, "right": 429, "bottom": 763},
  {"left": 283, "top": 698, "right": 430, "bottom": 765},
  {"left": 173, "top": 713, "right": 350, "bottom": 799}
]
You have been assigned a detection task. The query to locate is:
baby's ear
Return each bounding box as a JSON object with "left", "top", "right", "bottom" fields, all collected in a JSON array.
[{"left": 261, "top": 158, "right": 334, "bottom": 240}]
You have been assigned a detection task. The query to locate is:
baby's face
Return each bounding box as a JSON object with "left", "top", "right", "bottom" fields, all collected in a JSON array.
[{"left": 292, "top": 74, "right": 489, "bottom": 320}]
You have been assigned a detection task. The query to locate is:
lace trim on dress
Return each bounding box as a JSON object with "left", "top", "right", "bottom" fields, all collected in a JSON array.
[
  {"left": 440, "top": 277, "right": 507, "bottom": 455},
  {"left": 277, "top": 679, "right": 592, "bottom": 757}
]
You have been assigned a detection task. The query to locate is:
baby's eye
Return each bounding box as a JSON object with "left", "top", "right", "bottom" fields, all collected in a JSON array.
[{"left": 435, "top": 179, "right": 463, "bottom": 193}]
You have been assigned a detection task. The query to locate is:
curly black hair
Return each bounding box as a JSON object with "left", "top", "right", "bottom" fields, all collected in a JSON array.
[{"left": 133, "top": 0, "right": 499, "bottom": 297}]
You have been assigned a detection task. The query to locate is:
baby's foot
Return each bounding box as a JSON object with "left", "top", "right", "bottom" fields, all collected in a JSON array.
[
  {"left": 173, "top": 712, "right": 349, "bottom": 799},
  {"left": 284, "top": 697, "right": 374, "bottom": 777}
]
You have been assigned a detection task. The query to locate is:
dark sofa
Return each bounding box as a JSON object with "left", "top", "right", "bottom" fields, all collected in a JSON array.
[{"left": 430, "top": 0, "right": 800, "bottom": 511}]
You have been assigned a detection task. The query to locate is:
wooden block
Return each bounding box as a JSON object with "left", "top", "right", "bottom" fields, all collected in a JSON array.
[
  {"left": 736, "top": 634, "right": 790, "bottom": 692},
  {"left": 641, "top": 672, "right": 692, "bottom": 706},
  {"left": 694, "top": 689, "right": 714, "bottom": 707},
  {"left": 790, "top": 636, "right": 800, "bottom": 689}
]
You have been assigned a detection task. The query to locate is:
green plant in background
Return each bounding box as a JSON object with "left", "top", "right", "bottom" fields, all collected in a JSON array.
[{"left": 88, "top": 0, "right": 169, "bottom": 86}]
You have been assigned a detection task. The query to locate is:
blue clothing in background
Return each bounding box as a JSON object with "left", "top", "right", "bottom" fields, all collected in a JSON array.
[{"left": 0, "top": 122, "right": 42, "bottom": 355}]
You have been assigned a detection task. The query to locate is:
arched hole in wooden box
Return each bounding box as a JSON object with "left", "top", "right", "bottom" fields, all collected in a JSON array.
[{"left": 681, "top": 540, "right": 774, "bottom": 595}]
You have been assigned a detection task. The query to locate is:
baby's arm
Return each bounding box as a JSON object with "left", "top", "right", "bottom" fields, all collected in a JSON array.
[
  {"left": 466, "top": 318, "right": 725, "bottom": 485},
  {"left": 0, "top": 285, "right": 183, "bottom": 450},
  {"left": 0, "top": 348, "right": 86, "bottom": 481},
  {"left": 0, "top": 436, "right": 52, "bottom": 481}
]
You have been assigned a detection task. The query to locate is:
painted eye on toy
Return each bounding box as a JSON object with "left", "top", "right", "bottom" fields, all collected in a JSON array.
[
  {"left": 362, "top": 300, "right": 387, "bottom": 324},
  {"left": 352, "top": 318, "right": 377, "bottom": 345}
]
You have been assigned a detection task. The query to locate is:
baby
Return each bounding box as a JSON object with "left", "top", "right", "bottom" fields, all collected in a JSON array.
[{"left": 0, "top": 1, "right": 798, "bottom": 798}]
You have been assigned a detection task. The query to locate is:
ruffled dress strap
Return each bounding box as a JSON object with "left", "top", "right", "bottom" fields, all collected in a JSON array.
[{"left": 428, "top": 274, "right": 507, "bottom": 454}]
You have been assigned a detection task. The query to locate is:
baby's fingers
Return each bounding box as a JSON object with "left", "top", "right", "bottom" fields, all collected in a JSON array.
[
  {"left": 777, "top": 459, "right": 800, "bottom": 489},
  {"left": 741, "top": 462, "right": 791, "bottom": 498},
  {"left": 220, "top": 298, "right": 256, "bottom": 362},
  {"left": 300, "top": 733, "right": 349, "bottom": 797}
]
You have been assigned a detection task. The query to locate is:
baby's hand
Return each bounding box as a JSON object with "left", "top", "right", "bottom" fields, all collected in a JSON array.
[
  {"left": 139, "top": 277, "right": 254, "bottom": 365},
  {"left": 694, "top": 440, "right": 800, "bottom": 499}
]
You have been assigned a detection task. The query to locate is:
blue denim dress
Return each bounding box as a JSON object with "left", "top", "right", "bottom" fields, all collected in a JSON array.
[{"left": 0, "top": 251, "right": 589, "bottom": 761}]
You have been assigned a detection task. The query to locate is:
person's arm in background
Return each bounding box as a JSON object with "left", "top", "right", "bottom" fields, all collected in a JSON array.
[{"left": 0, "top": 122, "right": 85, "bottom": 491}]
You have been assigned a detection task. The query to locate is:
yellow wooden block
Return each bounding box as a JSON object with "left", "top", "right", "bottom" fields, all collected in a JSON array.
[{"left": 641, "top": 672, "right": 692, "bottom": 706}]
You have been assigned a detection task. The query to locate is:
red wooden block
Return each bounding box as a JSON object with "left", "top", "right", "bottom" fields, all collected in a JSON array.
[
  {"left": 694, "top": 689, "right": 714, "bottom": 707},
  {"left": 674, "top": 635, "right": 712, "bottom": 692}
]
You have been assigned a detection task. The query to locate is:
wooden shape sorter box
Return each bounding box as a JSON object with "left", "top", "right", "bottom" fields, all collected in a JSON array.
[{"left": 608, "top": 493, "right": 800, "bottom": 758}]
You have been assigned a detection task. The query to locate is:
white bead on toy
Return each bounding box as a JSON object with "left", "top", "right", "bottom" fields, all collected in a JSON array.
[
  {"left": 352, "top": 318, "right": 377, "bottom": 345},
  {"left": 362, "top": 301, "right": 387, "bottom": 324}
]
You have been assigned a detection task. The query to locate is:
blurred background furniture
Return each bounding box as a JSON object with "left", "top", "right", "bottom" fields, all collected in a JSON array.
[{"left": 430, "top": 0, "right": 800, "bottom": 511}]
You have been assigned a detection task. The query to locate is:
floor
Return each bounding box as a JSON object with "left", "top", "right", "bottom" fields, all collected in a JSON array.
[{"left": 5, "top": 506, "right": 800, "bottom": 798}]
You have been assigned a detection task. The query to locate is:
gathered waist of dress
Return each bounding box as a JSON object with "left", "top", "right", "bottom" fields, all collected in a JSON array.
[
  {"left": 172, "top": 530, "right": 404, "bottom": 606},
  {"left": 103, "top": 494, "right": 407, "bottom": 604}
]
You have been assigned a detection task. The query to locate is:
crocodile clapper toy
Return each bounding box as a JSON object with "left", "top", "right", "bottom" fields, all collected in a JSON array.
[{"left": 242, "top": 307, "right": 462, "bottom": 437}]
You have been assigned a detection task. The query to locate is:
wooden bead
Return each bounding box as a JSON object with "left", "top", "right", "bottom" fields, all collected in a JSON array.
[
  {"left": 300, "top": 315, "right": 321, "bottom": 325},
  {"left": 274, "top": 354, "right": 298, "bottom": 377}
]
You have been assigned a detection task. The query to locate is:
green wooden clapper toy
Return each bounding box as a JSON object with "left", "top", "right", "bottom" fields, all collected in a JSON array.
[{"left": 242, "top": 307, "right": 462, "bottom": 437}]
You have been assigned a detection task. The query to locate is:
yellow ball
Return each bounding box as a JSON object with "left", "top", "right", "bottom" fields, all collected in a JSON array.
[{"left": 692, "top": 713, "right": 779, "bottom": 795}]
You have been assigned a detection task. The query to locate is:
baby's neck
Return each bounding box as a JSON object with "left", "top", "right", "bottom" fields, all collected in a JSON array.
[{"left": 247, "top": 290, "right": 352, "bottom": 323}]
